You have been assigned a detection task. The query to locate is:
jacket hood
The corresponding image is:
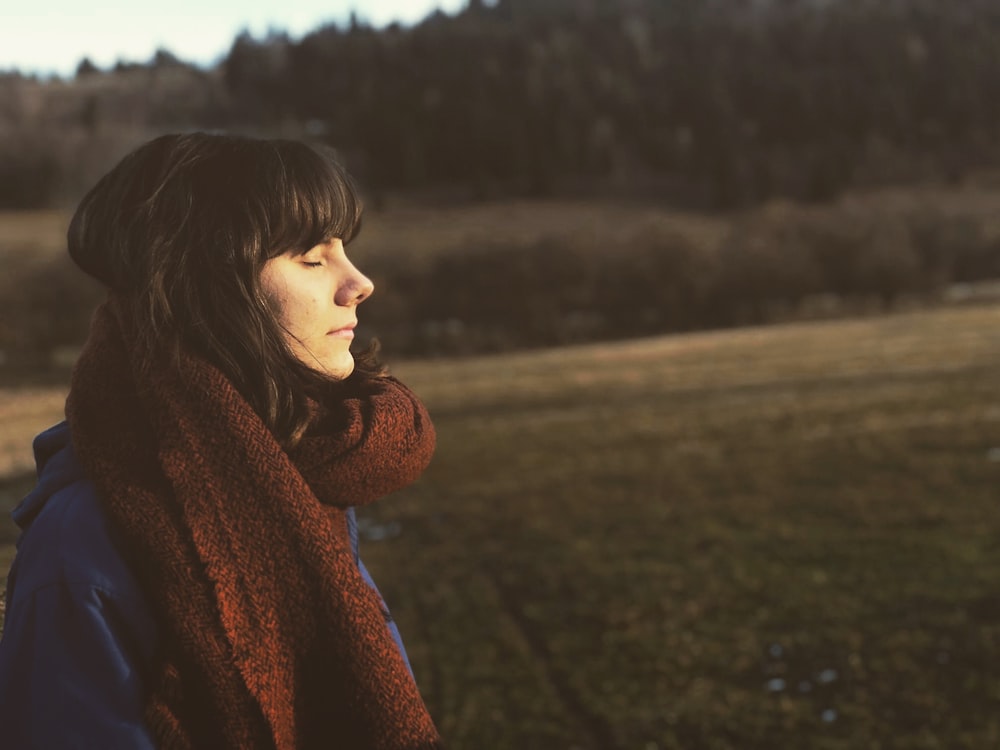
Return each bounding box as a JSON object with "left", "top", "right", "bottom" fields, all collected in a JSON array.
[{"left": 12, "top": 421, "right": 85, "bottom": 533}]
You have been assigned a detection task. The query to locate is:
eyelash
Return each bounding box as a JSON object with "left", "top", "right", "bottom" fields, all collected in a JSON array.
[{"left": 302, "top": 261, "right": 323, "bottom": 268}]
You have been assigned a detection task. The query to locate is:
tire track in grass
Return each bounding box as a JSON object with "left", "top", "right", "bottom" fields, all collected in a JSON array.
[{"left": 483, "top": 567, "right": 620, "bottom": 750}]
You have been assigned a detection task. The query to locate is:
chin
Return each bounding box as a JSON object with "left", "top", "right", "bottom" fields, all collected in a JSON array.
[{"left": 321, "top": 352, "right": 356, "bottom": 381}]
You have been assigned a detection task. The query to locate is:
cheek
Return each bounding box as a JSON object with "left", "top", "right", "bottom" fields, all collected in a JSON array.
[
  {"left": 277, "top": 292, "right": 325, "bottom": 338},
  {"left": 259, "top": 261, "right": 329, "bottom": 341}
]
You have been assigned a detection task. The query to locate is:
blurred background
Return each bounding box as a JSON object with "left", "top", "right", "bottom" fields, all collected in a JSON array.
[{"left": 2, "top": 1, "right": 999, "bottom": 747}]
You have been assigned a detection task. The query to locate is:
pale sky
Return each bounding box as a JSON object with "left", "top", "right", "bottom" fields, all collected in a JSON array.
[{"left": 2, "top": 1, "right": 471, "bottom": 77}]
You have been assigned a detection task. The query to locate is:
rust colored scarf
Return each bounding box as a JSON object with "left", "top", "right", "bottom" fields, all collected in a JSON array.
[{"left": 65, "top": 300, "right": 443, "bottom": 750}]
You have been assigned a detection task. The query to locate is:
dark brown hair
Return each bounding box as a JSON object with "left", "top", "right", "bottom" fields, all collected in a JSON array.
[{"left": 68, "top": 132, "right": 381, "bottom": 447}]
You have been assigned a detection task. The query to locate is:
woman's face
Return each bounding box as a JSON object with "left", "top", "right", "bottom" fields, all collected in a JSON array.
[{"left": 260, "top": 238, "right": 374, "bottom": 380}]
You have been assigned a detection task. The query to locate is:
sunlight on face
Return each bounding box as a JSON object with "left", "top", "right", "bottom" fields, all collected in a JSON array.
[{"left": 260, "top": 239, "right": 374, "bottom": 380}]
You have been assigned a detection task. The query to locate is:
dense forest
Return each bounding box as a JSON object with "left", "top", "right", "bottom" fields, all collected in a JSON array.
[{"left": 3, "top": 0, "right": 1000, "bottom": 209}]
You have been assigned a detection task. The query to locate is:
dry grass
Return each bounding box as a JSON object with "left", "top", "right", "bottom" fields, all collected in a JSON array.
[
  {"left": 351, "top": 198, "right": 729, "bottom": 264},
  {"left": 0, "top": 388, "right": 67, "bottom": 477},
  {"left": 369, "top": 303, "right": 1000, "bottom": 749},
  {"left": 7, "top": 183, "right": 1000, "bottom": 266},
  {"left": 0, "top": 200, "right": 728, "bottom": 267},
  {"left": 0, "top": 210, "right": 68, "bottom": 256}
]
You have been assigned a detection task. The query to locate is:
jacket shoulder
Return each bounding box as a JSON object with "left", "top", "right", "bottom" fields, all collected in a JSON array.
[
  {"left": 8, "top": 477, "right": 142, "bottom": 605},
  {"left": 0, "top": 480, "right": 158, "bottom": 749}
]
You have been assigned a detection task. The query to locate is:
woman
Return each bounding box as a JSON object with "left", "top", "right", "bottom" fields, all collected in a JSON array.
[{"left": 0, "top": 133, "right": 443, "bottom": 749}]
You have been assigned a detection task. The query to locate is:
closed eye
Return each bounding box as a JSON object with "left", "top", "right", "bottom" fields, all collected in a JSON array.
[{"left": 302, "top": 261, "right": 323, "bottom": 268}]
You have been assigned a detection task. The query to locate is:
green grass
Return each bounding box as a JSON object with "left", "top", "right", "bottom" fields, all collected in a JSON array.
[{"left": 3, "top": 304, "right": 1000, "bottom": 748}]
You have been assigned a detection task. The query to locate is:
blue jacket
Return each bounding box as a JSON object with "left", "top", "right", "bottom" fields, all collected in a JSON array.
[{"left": 0, "top": 421, "right": 410, "bottom": 749}]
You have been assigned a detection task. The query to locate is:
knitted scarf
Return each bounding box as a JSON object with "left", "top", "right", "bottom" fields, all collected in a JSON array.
[{"left": 65, "top": 300, "right": 443, "bottom": 750}]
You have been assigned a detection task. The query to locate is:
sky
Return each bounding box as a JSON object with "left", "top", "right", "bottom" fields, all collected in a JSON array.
[{"left": 1, "top": 0, "right": 471, "bottom": 77}]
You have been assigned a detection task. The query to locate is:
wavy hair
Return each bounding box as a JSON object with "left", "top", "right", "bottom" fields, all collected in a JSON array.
[{"left": 68, "top": 132, "right": 382, "bottom": 448}]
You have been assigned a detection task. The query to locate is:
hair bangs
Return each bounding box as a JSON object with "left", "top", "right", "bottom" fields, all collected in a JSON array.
[{"left": 254, "top": 140, "right": 364, "bottom": 261}]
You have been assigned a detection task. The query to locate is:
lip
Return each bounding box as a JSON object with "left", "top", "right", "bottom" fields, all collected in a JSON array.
[{"left": 327, "top": 322, "right": 357, "bottom": 339}]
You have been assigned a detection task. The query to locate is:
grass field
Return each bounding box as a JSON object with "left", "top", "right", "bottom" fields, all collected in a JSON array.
[{"left": 2, "top": 303, "right": 998, "bottom": 748}]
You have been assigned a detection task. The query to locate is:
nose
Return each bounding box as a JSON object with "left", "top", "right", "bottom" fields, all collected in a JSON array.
[{"left": 337, "top": 265, "right": 375, "bottom": 306}]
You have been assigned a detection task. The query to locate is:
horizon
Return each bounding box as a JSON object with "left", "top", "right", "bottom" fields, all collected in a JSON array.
[{"left": 1, "top": 0, "right": 472, "bottom": 78}]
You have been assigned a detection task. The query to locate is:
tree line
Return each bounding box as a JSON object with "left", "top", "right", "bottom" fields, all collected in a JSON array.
[{"left": 3, "top": 0, "right": 1000, "bottom": 208}]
